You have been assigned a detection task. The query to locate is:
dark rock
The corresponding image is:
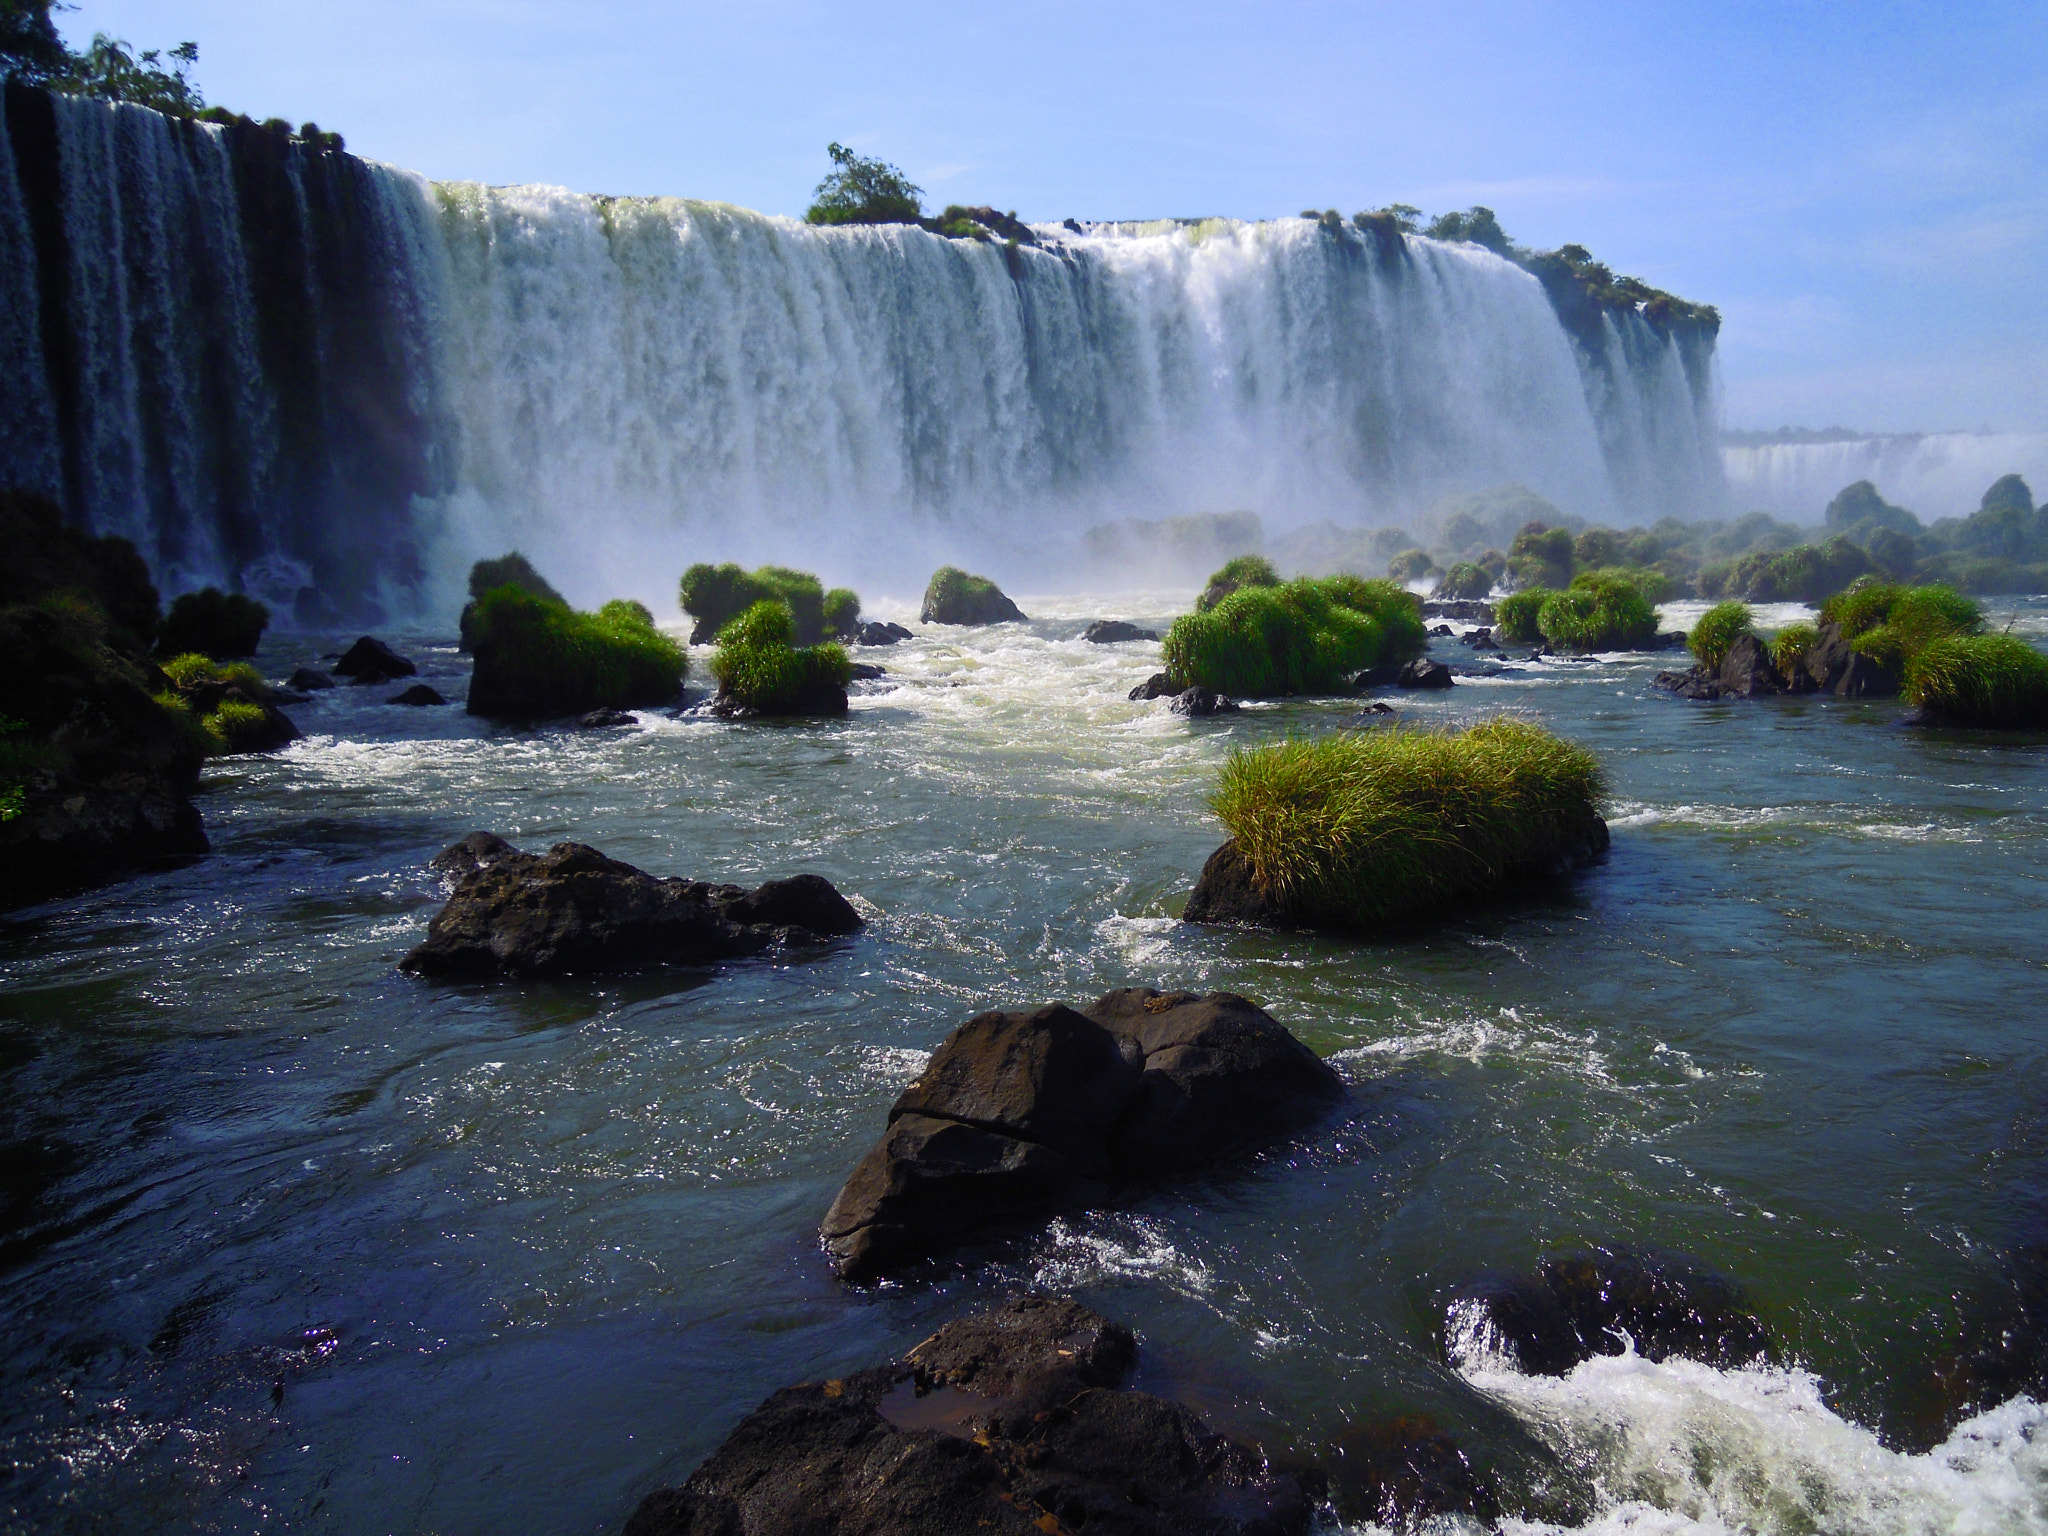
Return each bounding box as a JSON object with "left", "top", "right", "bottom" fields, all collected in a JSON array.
[
  {"left": 333, "top": 635, "right": 416, "bottom": 684},
  {"left": 1179, "top": 840, "right": 1289, "bottom": 928},
  {"left": 848, "top": 662, "right": 886, "bottom": 681},
  {"left": 625, "top": 1296, "right": 1312, "bottom": 1536},
  {"left": 1716, "top": 633, "right": 1785, "bottom": 697},
  {"left": 921, "top": 568, "right": 1027, "bottom": 626},
  {"left": 221, "top": 694, "right": 303, "bottom": 752},
  {"left": 1458, "top": 627, "right": 1499, "bottom": 649},
  {"left": 1801, "top": 620, "right": 1901, "bottom": 697},
  {"left": 577, "top": 707, "right": 637, "bottom": 728},
  {"left": 1656, "top": 631, "right": 1689, "bottom": 649},
  {"left": 1082, "top": 619, "right": 1160, "bottom": 644},
  {"left": 400, "top": 840, "right": 862, "bottom": 978},
  {"left": 855, "top": 620, "right": 915, "bottom": 646},
  {"left": 709, "top": 678, "right": 848, "bottom": 719},
  {"left": 1429, "top": 623, "right": 1454, "bottom": 636},
  {"left": 1330, "top": 1415, "right": 1499, "bottom": 1528},
  {"left": 287, "top": 667, "right": 336, "bottom": 691},
  {"left": 1169, "top": 686, "right": 1239, "bottom": 717},
  {"left": 1348, "top": 661, "right": 1402, "bottom": 689},
  {"left": 1448, "top": 1248, "right": 1771, "bottom": 1376},
  {"left": 1654, "top": 667, "right": 1722, "bottom": 700},
  {"left": 0, "top": 772, "right": 208, "bottom": 904},
  {"left": 388, "top": 683, "right": 446, "bottom": 706},
  {"left": 430, "top": 831, "right": 520, "bottom": 878},
  {"left": 1396, "top": 658, "right": 1454, "bottom": 689},
  {"left": 821, "top": 989, "right": 1343, "bottom": 1283},
  {"left": 1422, "top": 600, "right": 1496, "bottom": 623},
  {"left": 1129, "top": 671, "right": 1179, "bottom": 700}
]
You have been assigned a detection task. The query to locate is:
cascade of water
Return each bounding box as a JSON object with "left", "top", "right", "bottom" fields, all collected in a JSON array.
[{"left": 1723, "top": 432, "right": 2048, "bottom": 525}]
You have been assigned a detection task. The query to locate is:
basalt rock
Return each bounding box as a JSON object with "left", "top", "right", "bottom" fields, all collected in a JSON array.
[
  {"left": 1447, "top": 1248, "right": 1771, "bottom": 1376},
  {"left": 334, "top": 635, "right": 416, "bottom": 684},
  {"left": 1129, "top": 671, "right": 1179, "bottom": 701},
  {"left": 0, "top": 770, "right": 207, "bottom": 904},
  {"left": 1084, "top": 619, "right": 1161, "bottom": 644},
  {"left": 429, "top": 830, "right": 520, "bottom": 879},
  {"left": 1170, "top": 686, "right": 1239, "bottom": 717},
  {"left": 388, "top": 683, "right": 446, "bottom": 706},
  {"left": 1800, "top": 621, "right": 1901, "bottom": 697},
  {"left": 577, "top": 707, "right": 637, "bottom": 728},
  {"left": 287, "top": 667, "right": 336, "bottom": 691},
  {"left": 1329, "top": 1415, "right": 1499, "bottom": 1528},
  {"left": 848, "top": 662, "right": 887, "bottom": 681},
  {"left": 921, "top": 568, "right": 1027, "bottom": 626},
  {"left": 622, "top": 1296, "right": 1314, "bottom": 1536},
  {"left": 1459, "top": 627, "right": 1499, "bottom": 650},
  {"left": 401, "top": 839, "right": 862, "bottom": 978},
  {"left": 1653, "top": 667, "right": 1722, "bottom": 700},
  {"left": 855, "top": 620, "right": 915, "bottom": 646},
  {"left": 1396, "top": 658, "right": 1454, "bottom": 689},
  {"left": 821, "top": 988, "right": 1343, "bottom": 1284},
  {"left": 1716, "top": 633, "right": 1786, "bottom": 698}
]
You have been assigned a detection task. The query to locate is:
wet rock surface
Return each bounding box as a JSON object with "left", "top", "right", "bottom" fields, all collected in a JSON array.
[
  {"left": 854, "top": 620, "right": 915, "bottom": 646},
  {"left": 577, "top": 707, "right": 637, "bottom": 728},
  {"left": 1083, "top": 619, "right": 1160, "bottom": 644},
  {"left": 1169, "top": 686, "right": 1239, "bottom": 717},
  {"left": 401, "top": 838, "right": 862, "bottom": 978},
  {"left": 821, "top": 989, "right": 1344, "bottom": 1283},
  {"left": 1395, "top": 657, "right": 1454, "bottom": 689},
  {"left": 387, "top": 683, "right": 446, "bottom": 706},
  {"left": 622, "top": 1296, "right": 1315, "bottom": 1536},
  {"left": 286, "top": 667, "right": 336, "bottom": 691},
  {"left": 1129, "top": 672, "right": 1179, "bottom": 701},
  {"left": 1329, "top": 1415, "right": 1500, "bottom": 1528},
  {"left": 708, "top": 678, "right": 849, "bottom": 719},
  {"left": 333, "top": 635, "right": 417, "bottom": 684}
]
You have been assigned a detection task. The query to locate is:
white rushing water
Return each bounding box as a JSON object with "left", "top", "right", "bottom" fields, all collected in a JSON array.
[{"left": 1723, "top": 432, "right": 2048, "bottom": 526}]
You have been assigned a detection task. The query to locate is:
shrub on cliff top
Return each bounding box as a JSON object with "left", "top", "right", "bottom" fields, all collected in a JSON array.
[
  {"left": 1905, "top": 634, "right": 2048, "bottom": 729},
  {"left": 157, "top": 588, "right": 268, "bottom": 659},
  {"left": 805, "top": 142, "right": 923, "bottom": 226},
  {"left": 466, "top": 587, "right": 686, "bottom": 720},
  {"left": 1162, "top": 576, "right": 1424, "bottom": 697},
  {"left": 1197, "top": 555, "right": 1281, "bottom": 613},
  {"left": 1210, "top": 718, "right": 1604, "bottom": 928},
  {"left": 710, "top": 600, "right": 852, "bottom": 716},
  {"left": 1537, "top": 575, "right": 1658, "bottom": 652},
  {"left": 1688, "top": 601, "right": 1753, "bottom": 672},
  {"left": 1494, "top": 589, "right": 1549, "bottom": 643}
]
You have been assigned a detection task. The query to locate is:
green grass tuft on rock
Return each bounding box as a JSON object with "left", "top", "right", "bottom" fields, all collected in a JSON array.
[
  {"left": 1197, "top": 554, "right": 1281, "bottom": 612},
  {"left": 1574, "top": 565, "right": 1676, "bottom": 605},
  {"left": 1769, "top": 623, "right": 1819, "bottom": 674},
  {"left": 1162, "top": 576, "right": 1425, "bottom": 697},
  {"left": 468, "top": 552, "right": 564, "bottom": 606},
  {"left": 1826, "top": 584, "right": 1982, "bottom": 672},
  {"left": 1688, "top": 601, "right": 1753, "bottom": 671},
  {"left": 203, "top": 698, "right": 273, "bottom": 754},
  {"left": 710, "top": 600, "right": 853, "bottom": 715},
  {"left": 597, "top": 598, "right": 656, "bottom": 630},
  {"left": 467, "top": 587, "right": 687, "bottom": 720},
  {"left": 1434, "top": 562, "right": 1494, "bottom": 600},
  {"left": 823, "top": 587, "right": 862, "bottom": 638},
  {"left": 680, "top": 563, "right": 850, "bottom": 645},
  {"left": 1210, "top": 717, "right": 1605, "bottom": 927},
  {"left": 1538, "top": 574, "right": 1658, "bottom": 652},
  {"left": 1904, "top": 634, "right": 2048, "bottom": 728},
  {"left": 1494, "top": 589, "right": 1549, "bottom": 643}
]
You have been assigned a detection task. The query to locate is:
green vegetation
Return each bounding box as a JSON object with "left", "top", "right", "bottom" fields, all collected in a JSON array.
[
  {"left": 157, "top": 588, "right": 268, "bottom": 659},
  {"left": 823, "top": 587, "right": 861, "bottom": 638},
  {"left": 1905, "top": 635, "right": 2048, "bottom": 729},
  {"left": 204, "top": 697, "right": 273, "bottom": 754},
  {"left": 678, "top": 563, "right": 853, "bottom": 645},
  {"left": 1210, "top": 718, "right": 1605, "bottom": 927},
  {"left": 1494, "top": 589, "right": 1548, "bottom": 644},
  {"left": 1697, "top": 535, "right": 1871, "bottom": 603},
  {"left": 1820, "top": 581, "right": 1981, "bottom": 671},
  {"left": 3, "top": 1, "right": 203, "bottom": 112},
  {"left": 805, "top": 142, "right": 924, "bottom": 227},
  {"left": 469, "top": 552, "right": 564, "bottom": 606},
  {"left": 1509, "top": 524, "right": 1576, "bottom": 590},
  {"left": 466, "top": 587, "right": 687, "bottom": 720},
  {"left": 1536, "top": 574, "right": 1658, "bottom": 652},
  {"left": 1161, "top": 576, "right": 1425, "bottom": 697},
  {"left": 1434, "top": 562, "right": 1493, "bottom": 600},
  {"left": 920, "top": 566, "right": 1024, "bottom": 625},
  {"left": 159, "top": 652, "right": 266, "bottom": 696},
  {"left": 598, "top": 598, "right": 656, "bottom": 630},
  {"left": 1688, "top": 602, "right": 1753, "bottom": 672},
  {"left": 1575, "top": 565, "right": 1675, "bottom": 605},
  {"left": 1769, "top": 623, "right": 1819, "bottom": 675},
  {"left": 710, "top": 600, "right": 853, "bottom": 716},
  {"left": 1197, "top": 555, "right": 1281, "bottom": 612},
  {"left": 1387, "top": 549, "right": 1439, "bottom": 583}
]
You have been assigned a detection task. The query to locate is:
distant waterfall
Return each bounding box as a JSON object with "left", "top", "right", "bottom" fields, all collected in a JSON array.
[
  {"left": 1723, "top": 432, "right": 2048, "bottom": 526},
  {"left": 1, "top": 90, "right": 1726, "bottom": 618}
]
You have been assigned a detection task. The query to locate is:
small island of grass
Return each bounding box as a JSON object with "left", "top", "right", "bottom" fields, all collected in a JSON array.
[
  {"left": 1905, "top": 634, "right": 2048, "bottom": 729},
  {"left": 466, "top": 587, "right": 687, "bottom": 720},
  {"left": 1161, "top": 575, "right": 1424, "bottom": 697},
  {"left": 680, "top": 563, "right": 860, "bottom": 645},
  {"left": 709, "top": 600, "right": 853, "bottom": 718}
]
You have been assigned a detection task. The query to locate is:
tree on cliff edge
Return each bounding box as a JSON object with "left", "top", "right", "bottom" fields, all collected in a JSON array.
[
  {"left": 805, "top": 142, "right": 924, "bottom": 226},
  {"left": 1, "top": 0, "right": 203, "bottom": 114}
]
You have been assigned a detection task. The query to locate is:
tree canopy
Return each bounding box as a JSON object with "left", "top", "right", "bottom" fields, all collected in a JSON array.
[
  {"left": 805, "top": 142, "right": 924, "bottom": 226},
  {"left": 1, "top": 0, "right": 204, "bottom": 113}
]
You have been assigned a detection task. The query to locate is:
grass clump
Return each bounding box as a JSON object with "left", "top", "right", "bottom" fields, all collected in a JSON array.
[
  {"left": 467, "top": 587, "right": 687, "bottom": 719},
  {"left": 1574, "top": 565, "right": 1675, "bottom": 605},
  {"left": 1770, "top": 623, "right": 1819, "bottom": 674},
  {"left": 1688, "top": 601, "right": 1753, "bottom": 671},
  {"left": 1434, "top": 562, "right": 1494, "bottom": 600},
  {"left": 1197, "top": 554, "right": 1281, "bottom": 612},
  {"left": 1538, "top": 574, "right": 1658, "bottom": 652},
  {"left": 710, "top": 600, "right": 853, "bottom": 715},
  {"left": 1819, "top": 582, "right": 1981, "bottom": 672},
  {"left": 1905, "top": 634, "right": 2048, "bottom": 728},
  {"left": 1494, "top": 589, "right": 1549, "bottom": 643},
  {"left": 160, "top": 652, "right": 267, "bottom": 695},
  {"left": 203, "top": 698, "right": 273, "bottom": 754},
  {"left": 823, "top": 587, "right": 861, "bottom": 638},
  {"left": 679, "top": 563, "right": 849, "bottom": 644},
  {"left": 157, "top": 588, "right": 268, "bottom": 659},
  {"left": 920, "top": 566, "right": 1026, "bottom": 624},
  {"left": 469, "top": 552, "right": 564, "bottom": 606},
  {"left": 1210, "top": 717, "right": 1605, "bottom": 927},
  {"left": 1162, "top": 576, "right": 1425, "bottom": 697}
]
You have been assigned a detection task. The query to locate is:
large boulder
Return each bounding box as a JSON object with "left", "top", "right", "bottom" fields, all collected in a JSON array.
[
  {"left": 401, "top": 839, "right": 862, "bottom": 977},
  {"left": 1715, "top": 632, "right": 1786, "bottom": 697},
  {"left": 1395, "top": 658, "right": 1454, "bottom": 689},
  {"left": 1169, "top": 686, "right": 1239, "bottom": 717},
  {"left": 333, "top": 635, "right": 417, "bottom": 684},
  {"left": 821, "top": 988, "right": 1344, "bottom": 1283},
  {"left": 1082, "top": 619, "right": 1160, "bottom": 644},
  {"left": 622, "top": 1296, "right": 1314, "bottom": 1536},
  {"left": 854, "top": 620, "right": 914, "bottom": 646},
  {"left": 1799, "top": 620, "right": 1901, "bottom": 696},
  {"left": 920, "top": 567, "right": 1027, "bottom": 626},
  {"left": 1129, "top": 671, "right": 1179, "bottom": 700}
]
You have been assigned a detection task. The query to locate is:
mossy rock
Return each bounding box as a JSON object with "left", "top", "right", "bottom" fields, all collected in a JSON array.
[
  {"left": 467, "top": 587, "right": 688, "bottom": 720},
  {"left": 157, "top": 588, "right": 269, "bottom": 659},
  {"left": 920, "top": 566, "right": 1026, "bottom": 625},
  {"left": 461, "top": 553, "right": 564, "bottom": 650},
  {"left": 709, "top": 601, "right": 852, "bottom": 718},
  {"left": 1162, "top": 576, "right": 1424, "bottom": 697}
]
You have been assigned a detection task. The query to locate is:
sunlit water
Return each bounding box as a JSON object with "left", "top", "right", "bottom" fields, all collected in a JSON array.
[{"left": 4, "top": 593, "right": 2046, "bottom": 1534}]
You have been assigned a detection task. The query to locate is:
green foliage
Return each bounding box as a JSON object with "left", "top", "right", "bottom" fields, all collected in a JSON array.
[
  {"left": 1387, "top": 549, "right": 1439, "bottom": 583},
  {"left": 1509, "top": 524, "right": 1575, "bottom": 590},
  {"left": 598, "top": 598, "right": 656, "bottom": 630},
  {"left": 0, "top": 714, "right": 34, "bottom": 821},
  {"left": 823, "top": 587, "right": 861, "bottom": 637},
  {"left": 1493, "top": 589, "right": 1549, "bottom": 643},
  {"left": 1825, "top": 480, "right": 1920, "bottom": 535},
  {"left": 1980, "top": 474, "right": 2035, "bottom": 517},
  {"left": 710, "top": 600, "right": 853, "bottom": 714},
  {"left": 158, "top": 652, "right": 265, "bottom": 693},
  {"left": 467, "top": 587, "right": 687, "bottom": 719},
  {"left": 1537, "top": 576, "right": 1658, "bottom": 652},
  {"left": 1, "top": 0, "right": 70, "bottom": 85},
  {"left": 202, "top": 698, "right": 271, "bottom": 755},
  {"left": 157, "top": 588, "right": 268, "bottom": 659},
  {"left": 1197, "top": 554, "right": 1281, "bottom": 612},
  {"left": 49, "top": 31, "right": 202, "bottom": 113},
  {"left": 1905, "top": 634, "right": 2048, "bottom": 728},
  {"left": 1688, "top": 601, "right": 1753, "bottom": 671},
  {"left": 1423, "top": 206, "right": 1516, "bottom": 256},
  {"left": 1210, "top": 718, "right": 1605, "bottom": 927},
  {"left": 1573, "top": 564, "right": 1675, "bottom": 604},
  {"left": 1703, "top": 537, "right": 1872, "bottom": 603},
  {"left": 921, "top": 565, "right": 1022, "bottom": 624},
  {"left": 1770, "top": 623, "right": 1819, "bottom": 674},
  {"left": 678, "top": 563, "right": 843, "bottom": 644},
  {"left": 1843, "top": 585, "right": 1982, "bottom": 672},
  {"left": 805, "top": 142, "right": 924, "bottom": 226},
  {"left": 1434, "top": 563, "right": 1493, "bottom": 600},
  {"left": 1161, "top": 577, "right": 1424, "bottom": 698},
  {"left": 1818, "top": 578, "right": 1901, "bottom": 637},
  {"left": 469, "top": 552, "right": 564, "bottom": 605}
]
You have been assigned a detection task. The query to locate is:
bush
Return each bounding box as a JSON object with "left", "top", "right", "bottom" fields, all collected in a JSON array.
[
  {"left": 1161, "top": 576, "right": 1424, "bottom": 697},
  {"left": 1209, "top": 718, "right": 1605, "bottom": 927},
  {"left": 1821, "top": 582, "right": 1981, "bottom": 671},
  {"left": 921, "top": 566, "right": 1025, "bottom": 624},
  {"left": 1509, "top": 525, "right": 1575, "bottom": 589},
  {"left": 157, "top": 588, "right": 268, "bottom": 658},
  {"left": 823, "top": 587, "right": 861, "bottom": 638},
  {"left": 598, "top": 598, "right": 656, "bottom": 630},
  {"left": 1387, "top": 549, "right": 1439, "bottom": 583},
  {"left": 710, "top": 600, "right": 853, "bottom": 715},
  {"left": 1537, "top": 576, "right": 1658, "bottom": 652},
  {"left": 160, "top": 652, "right": 267, "bottom": 695},
  {"left": 679, "top": 563, "right": 844, "bottom": 644},
  {"left": 1905, "top": 635, "right": 2048, "bottom": 728},
  {"left": 805, "top": 141, "right": 925, "bottom": 226},
  {"left": 204, "top": 698, "right": 273, "bottom": 754},
  {"left": 1434, "top": 562, "right": 1493, "bottom": 600},
  {"left": 468, "top": 552, "right": 564, "bottom": 606},
  {"left": 1688, "top": 601, "right": 1753, "bottom": 671},
  {"left": 1494, "top": 589, "right": 1549, "bottom": 643},
  {"left": 1574, "top": 564, "right": 1675, "bottom": 604},
  {"left": 1197, "top": 554, "right": 1280, "bottom": 612},
  {"left": 1770, "top": 623, "right": 1819, "bottom": 674},
  {"left": 467, "top": 587, "right": 687, "bottom": 719}
]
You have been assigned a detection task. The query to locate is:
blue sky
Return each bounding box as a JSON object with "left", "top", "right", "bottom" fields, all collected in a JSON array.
[{"left": 68, "top": 0, "right": 2047, "bottom": 434}]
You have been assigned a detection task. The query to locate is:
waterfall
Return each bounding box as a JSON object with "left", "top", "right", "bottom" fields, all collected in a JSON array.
[
  {"left": 1, "top": 90, "right": 1728, "bottom": 619},
  {"left": 1723, "top": 432, "right": 2048, "bottom": 526}
]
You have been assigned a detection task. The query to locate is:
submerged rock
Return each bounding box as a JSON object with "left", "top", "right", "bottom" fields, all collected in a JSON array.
[
  {"left": 576, "top": 707, "right": 637, "bottom": 728},
  {"left": 855, "top": 619, "right": 915, "bottom": 646},
  {"left": 1330, "top": 1415, "right": 1499, "bottom": 1528},
  {"left": 847, "top": 662, "right": 887, "bottom": 681},
  {"left": 388, "top": 683, "right": 446, "bottom": 706},
  {"left": 820, "top": 988, "right": 1343, "bottom": 1283},
  {"left": 401, "top": 839, "right": 862, "bottom": 977},
  {"left": 334, "top": 635, "right": 416, "bottom": 684},
  {"left": 1169, "top": 685, "right": 1239, "bottom": 717},
  {"left": 622, "top": 1296, "right": 1314, "bottom": 1536},
  {"left": 1396, "top": 657, "right": 1454, "bottom": 689},
  {"left": 1083, "top": 619, "right": 1160, "bottom": 644},
  {"left": 1446, "top": 1248, "right": 1771, "bottom": 1376}
]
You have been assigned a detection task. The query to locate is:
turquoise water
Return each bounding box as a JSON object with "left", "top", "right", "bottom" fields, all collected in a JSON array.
[{"left": 3, "top": 593, "right": 2046, "bottom": 1534}]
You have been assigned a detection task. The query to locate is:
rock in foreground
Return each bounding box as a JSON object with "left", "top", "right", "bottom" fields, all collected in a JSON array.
[
  {"left": 622, "top": 1295, "right": 1314, "bottom": 1536},
  {"left": 402, "top": 839, "right": 862, "bottom": 977},
  {"left": 821, "top": 988, "right": 1344, "bottom": 1283}
]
